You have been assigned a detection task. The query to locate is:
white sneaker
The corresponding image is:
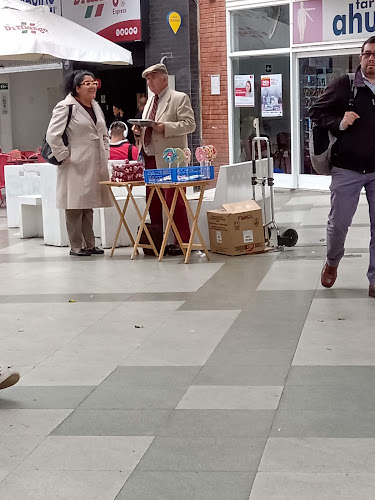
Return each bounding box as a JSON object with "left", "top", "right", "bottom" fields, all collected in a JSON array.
[{"left": 0, "top": 366, "right": 20, "bottom": 390}]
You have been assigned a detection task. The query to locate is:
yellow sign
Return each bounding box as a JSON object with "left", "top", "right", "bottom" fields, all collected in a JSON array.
[{"left": 167, "top": 12, "right": 181, "bottom": 34}]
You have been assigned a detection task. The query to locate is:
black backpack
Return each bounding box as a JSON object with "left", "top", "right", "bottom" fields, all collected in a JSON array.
[
  {"left": 309, "top": 74, "right": 357, "bottom": 175},
  {"left": 41, "top": 104, "right": 73, "bottom": 165}
]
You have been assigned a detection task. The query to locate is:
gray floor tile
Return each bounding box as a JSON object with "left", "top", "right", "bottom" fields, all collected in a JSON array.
[
  {"left": 52, "top": 409, "right": 172, "bottom": 436},
  {"left": 116, "top": 471, "right": 255, "bottom": 500},
  {"left": 271, "top": 410, "right": 375, "bottom": 438},
  {"left": 194, "top": 365, "right": 289, "bottom": 386},
  {"left": 207, "top": 347, "right": 295, "bottom": 366},
  {"left": 249, "top": 472, "right": 375, "bottom": 500},
  {"left": 259, "top": 437, "right": 375, "bottom": 473},
  {"left": 0, "top": 386, "right": 94, "bottom": 409},
  {"left": 100, "top": 366, "right": 201, "bottom": 388},
  {"left": 157, "top": 410, "right": 275, "bottom": 437},
  {"left": 179, "top": 254, "right": 278, "bottom": 311},
  {"left": 213, "top": 332, "right": 300, "bottom": 352},
  {"left": 137, "top": 437, "right": 266, "bottom": 472},
  {"left": 177, "top": 386, "right": 283, "bottom": 410},
  {"left": 19, "top": 436, "right": 154, "bottom": 471},
  {"left": 279, "top": 384, "right": 375, "bottom": 410},
  {"left": 78, "top": 384, "right": 190, "bottom": 410},
  {"left": 286, "top": 366, "right": 375, "bottom": 386},
  {"left": 0, "top": 470, "right": 131, "bottom": 500}
]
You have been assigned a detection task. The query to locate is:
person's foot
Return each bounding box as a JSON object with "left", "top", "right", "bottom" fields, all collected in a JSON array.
[
  {"left": 166, "top": 244, "right": 183, "bottom": 256},
  {"left": 86, "top": 246, "right": 105, "bottom": 255},
  {"left": 0, "top": 366, "right": 20, "bottom": 390},
  {"left": 369, "top": 284, "right": 375, "bottom": 297},
  {"left": 321, "top": 262, "right": 338, "bottom": 288},
  {"left": 69, "top": 248, "right": 91, "bottom": 257}
]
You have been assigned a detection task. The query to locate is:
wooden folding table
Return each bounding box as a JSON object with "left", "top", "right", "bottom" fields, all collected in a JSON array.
[
  {"left": 131, "top": 180, "right": 211, "bottom": 264},
  {"left": 99, "top": 181, "right": 158, "bottom": 257}
]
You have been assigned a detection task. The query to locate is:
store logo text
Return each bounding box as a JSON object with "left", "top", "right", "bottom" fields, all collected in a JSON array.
[{"left": 333, "top": 1, "right": 375, "bottom": 36}]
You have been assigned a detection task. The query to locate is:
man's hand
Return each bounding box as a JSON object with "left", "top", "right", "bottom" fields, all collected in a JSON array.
[
  {"left": 132, "top": 125, "right": 141, "bottom": 137},
  {"left": 152, "top": 123, "right": 165, "bottom": 135},
  {"left": 341, "top": 111, "right": 360, "bottom": 130}
]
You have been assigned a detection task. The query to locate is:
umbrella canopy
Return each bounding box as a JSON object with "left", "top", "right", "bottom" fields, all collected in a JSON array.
[{"left": 0, "top": 0, "right": 132, "bottom": 65}]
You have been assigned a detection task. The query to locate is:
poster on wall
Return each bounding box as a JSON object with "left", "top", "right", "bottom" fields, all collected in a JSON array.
[
  {"left": 261, "top": 74, "right": 283, "bottom": 117},
  {"left": 62, "top": 0, "right": 141, "bottom": 43},
  {"left": 234, "top": 75, "right": 255, "bottom": 107}
]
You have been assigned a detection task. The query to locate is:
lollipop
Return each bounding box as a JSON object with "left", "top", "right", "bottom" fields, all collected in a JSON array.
[
  {"left": 175, "top": 148, "right": 185, "bottom": 167},
  {"left": 195, "top": 147, "right": 207, "bottom": 166},
  {"left": 163, "top": 148, "right": 177, "bottom": 166},
  {"left": 209, "top": 145, "right": 217, "bottom": 159},
  {"left": 183, "top": 148, "right": 191, "bottom": 166},
  {"left": 203, "top": 146, "right": 213, "bottom": 163}
]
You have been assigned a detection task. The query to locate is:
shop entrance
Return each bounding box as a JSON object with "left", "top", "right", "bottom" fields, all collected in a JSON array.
[
  {"left": 297, "top": 50, "right": 361, "bottom": 189},
  {"left": 232, "top": 53, "right": 292, "bottom": 180}
]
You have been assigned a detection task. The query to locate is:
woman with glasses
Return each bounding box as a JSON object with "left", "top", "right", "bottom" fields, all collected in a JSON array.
[{"left": 46, "top": 70, "right": 112, "bottom": 256}]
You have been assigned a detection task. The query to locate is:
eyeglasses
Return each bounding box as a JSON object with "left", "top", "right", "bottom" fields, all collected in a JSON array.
[
  {"left": 361, "top": 51, "right": 375, "bottom": 59},
  {"left": 80, "top": 81, "right": 99, "bottom": 87}
]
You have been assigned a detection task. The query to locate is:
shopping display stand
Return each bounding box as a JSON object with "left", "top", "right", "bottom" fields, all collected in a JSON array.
[
  {"left": 131, "top": 180, "right": 211, "bottom": 264},
  {"left": 99, "top": 180, "right": 158, "bottom": 257}
]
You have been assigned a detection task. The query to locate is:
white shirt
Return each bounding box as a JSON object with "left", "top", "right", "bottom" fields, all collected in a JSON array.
[{"left": 143, "top": 86, "right": 169, "bottom": 157}]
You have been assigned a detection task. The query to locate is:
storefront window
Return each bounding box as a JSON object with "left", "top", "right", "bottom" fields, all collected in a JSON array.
[
  {"left": 232, "top": 54, "right": 291, "bottom": 173},
  {"left": 299, "top": 54, "right": 358, "bottom": 175},
  {"left": 231, "top": 5, "right": 290, "bottom": 53}
]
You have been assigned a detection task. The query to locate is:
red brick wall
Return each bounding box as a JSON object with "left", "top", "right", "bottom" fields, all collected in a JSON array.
[{"left": 199, "top": 0, "right": 229, "bottom": 178}]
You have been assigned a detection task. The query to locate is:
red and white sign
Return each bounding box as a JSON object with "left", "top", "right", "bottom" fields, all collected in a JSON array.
[{"left": 62, "top": 0, "right": 141, "bottom": 43}]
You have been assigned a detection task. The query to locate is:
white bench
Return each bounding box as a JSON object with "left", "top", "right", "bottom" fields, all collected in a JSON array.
[{"left": 18, "top": 194, "right": 43, "bottom": 239}]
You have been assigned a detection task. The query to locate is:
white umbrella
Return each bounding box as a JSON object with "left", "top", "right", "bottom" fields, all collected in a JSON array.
[{"left": 0, "top": 0, "right": 132, "bottom": 65}]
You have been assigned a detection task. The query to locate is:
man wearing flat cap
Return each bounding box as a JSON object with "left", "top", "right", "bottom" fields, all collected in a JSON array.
[{"left": 139, "top": 63, "right": 196, "bottom": 255}]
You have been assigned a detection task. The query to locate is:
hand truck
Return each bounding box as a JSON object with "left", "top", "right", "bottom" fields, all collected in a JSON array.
[{"left": 251, "top": 136, "right": 298, "bottom": 249}]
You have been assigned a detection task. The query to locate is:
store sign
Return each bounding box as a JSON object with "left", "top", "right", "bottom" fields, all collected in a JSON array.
[
  {"left": 234, "top": 75, "right": 255, "bottom": 107},
  {"left": 261, "top": 74, "right": 283, "bottom": 118},
  {"left": 62, "top": 0, "right": 141, "bottom": 43},
  {"left": 20, "top": 0, "right": 62, "bottom": 15},
  {"left": 293, "top": 0, "right": 375, "bottom": 45}
]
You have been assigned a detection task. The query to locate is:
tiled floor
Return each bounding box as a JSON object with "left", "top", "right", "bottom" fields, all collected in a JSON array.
[{"left": 0, "top": 188, "right": 374, "bottom": 499}]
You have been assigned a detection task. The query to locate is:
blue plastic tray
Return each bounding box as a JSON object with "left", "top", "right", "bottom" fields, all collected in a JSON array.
[{"left": 144, "top": 165, "right": 214, "bottom": 184}]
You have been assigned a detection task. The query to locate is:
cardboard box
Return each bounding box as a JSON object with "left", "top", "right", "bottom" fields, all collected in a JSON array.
[{"left": 207, "top": 200, "right": 265, "bottom": 256}]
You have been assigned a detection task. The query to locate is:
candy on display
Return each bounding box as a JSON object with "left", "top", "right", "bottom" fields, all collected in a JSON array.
[
  {"left": 163, "top": 148, "right": 178, "bottom": 165},
  {"left": 175, "top": 148, "right": 186, "bottom": 167},
  {"left": 183, "top": 148, "right": 191, "bottom": 166},
  {"left": 195, "top": 147, "right": 207, "bottom": 165},
  {"left": 110, "top": 159, "right": 144, "bottom": 183}
]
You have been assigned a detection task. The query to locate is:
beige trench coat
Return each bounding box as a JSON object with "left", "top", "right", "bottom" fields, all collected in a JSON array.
[{"left": 46, "top": 93, "right": 112, "bottom": 209}]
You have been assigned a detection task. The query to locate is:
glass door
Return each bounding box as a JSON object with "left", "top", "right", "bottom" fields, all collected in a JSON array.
[
  {"left": 232, "top": 54, "right": 292, "bottom": 180},
  {"left": 297, "top": 50, "right": 360, "bottom": 189}
]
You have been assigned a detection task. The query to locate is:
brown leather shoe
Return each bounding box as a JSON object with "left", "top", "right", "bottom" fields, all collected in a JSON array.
[
  {"left": 370, "top": 284, "right": 375, "bottom": 297},
  {"left": 321, "top": 262, "right": 338, "bottom": 288}
]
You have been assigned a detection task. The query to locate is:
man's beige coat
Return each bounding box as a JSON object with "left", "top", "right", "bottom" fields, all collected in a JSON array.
[
  {"left": 46, "top": 93, "right": 112, "bottom": 209},
  {"left": 141, "top": 88, "right": 196, "bottom": 167}
]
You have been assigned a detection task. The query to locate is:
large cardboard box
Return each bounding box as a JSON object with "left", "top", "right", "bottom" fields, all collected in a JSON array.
[{"left": 207, "top": 200, "right": 265, "bottom": 256}]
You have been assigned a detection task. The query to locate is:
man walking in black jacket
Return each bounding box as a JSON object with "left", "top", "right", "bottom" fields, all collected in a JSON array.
[{"left": 310, "top": 36, "right": 375, "bottom": 297}]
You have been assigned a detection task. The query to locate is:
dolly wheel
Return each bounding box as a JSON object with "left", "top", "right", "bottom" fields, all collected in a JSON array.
[{"left": 278, "top": 228, "right": 298, "bottom": 247}]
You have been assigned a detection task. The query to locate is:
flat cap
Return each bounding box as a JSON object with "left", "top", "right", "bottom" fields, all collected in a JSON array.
[{"left": 142, "top": 63, "right": 168, "bottom": 78}]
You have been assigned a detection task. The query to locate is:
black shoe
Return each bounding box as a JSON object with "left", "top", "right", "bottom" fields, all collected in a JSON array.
[
  {"left": 167, "top": 244, "right": 183, "bottom": 256},
  {"left": 70, "top": 248, "right": 91, "bottom": 257},
  {"left": 86, "top": 246, "right": 105, "bottom": 255}
]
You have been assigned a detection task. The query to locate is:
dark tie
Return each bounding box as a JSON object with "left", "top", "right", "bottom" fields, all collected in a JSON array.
[{"left": 144, "top": 95, "right": 159, "bottom": 147}]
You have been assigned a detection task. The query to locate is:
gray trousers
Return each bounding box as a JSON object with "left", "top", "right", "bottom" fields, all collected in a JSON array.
[
  {"left": 327, "top": 167, "right": 375, "bottom": 284},
  {"left": 65, "top": 209, "right": 95, "bottom": 250}
]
